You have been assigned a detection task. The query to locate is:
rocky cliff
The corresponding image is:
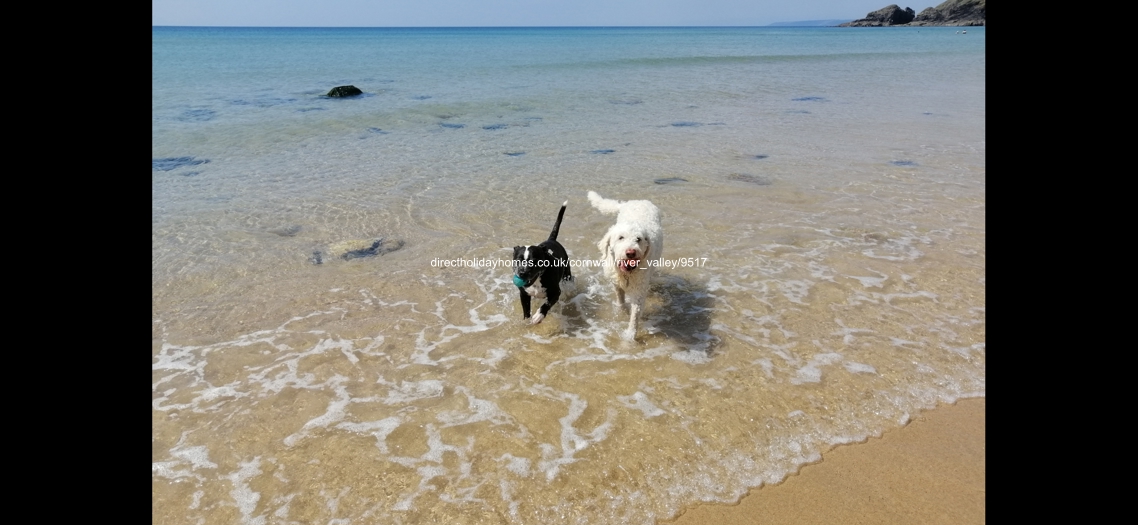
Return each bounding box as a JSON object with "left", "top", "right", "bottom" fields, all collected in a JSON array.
[{"left": 838, "top": 0, "right": 985, "bottom": 27}]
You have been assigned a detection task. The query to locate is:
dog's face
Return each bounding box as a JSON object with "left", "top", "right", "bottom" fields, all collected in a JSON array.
[
  {"left": 512, "top": 245, "right": 544, "bottom": 287},
  {"left": 600, "top": 226, "right": 650, "bottom": 274}
]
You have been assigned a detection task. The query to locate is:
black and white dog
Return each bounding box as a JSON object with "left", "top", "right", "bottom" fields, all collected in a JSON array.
[{"left": 512, "top": 201, "right": 574, "bottom": 324}]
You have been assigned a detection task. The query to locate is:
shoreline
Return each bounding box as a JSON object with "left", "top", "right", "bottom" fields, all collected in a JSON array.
[{"left": 660, "top": 397, "right": 985, "bottom": 524}]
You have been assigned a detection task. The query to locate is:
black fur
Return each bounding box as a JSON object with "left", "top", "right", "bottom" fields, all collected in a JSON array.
[{"left": 513, "top": 202, "right": 573, "bottom": 323}]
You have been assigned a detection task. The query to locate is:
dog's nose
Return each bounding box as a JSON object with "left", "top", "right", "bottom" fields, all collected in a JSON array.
[{"left": 625, "top": 249, "right": 638, "bottom": 258}]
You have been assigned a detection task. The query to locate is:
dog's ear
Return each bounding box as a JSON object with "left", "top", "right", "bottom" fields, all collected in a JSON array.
[
  {"left": 597, "top": 231, "right": 612, "bottom": 259},
  {"left": 512, "top": 246, "right": 525, "bottom": 259}
]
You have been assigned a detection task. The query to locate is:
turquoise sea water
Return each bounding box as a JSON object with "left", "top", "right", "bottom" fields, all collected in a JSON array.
[{"left": 153, "top": 26, "right": 984, "bottom": 524}]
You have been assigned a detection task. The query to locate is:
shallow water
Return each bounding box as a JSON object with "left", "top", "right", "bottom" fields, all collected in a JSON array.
[{"left": 153, "top": 26, "right": 985, "bottom": 524}]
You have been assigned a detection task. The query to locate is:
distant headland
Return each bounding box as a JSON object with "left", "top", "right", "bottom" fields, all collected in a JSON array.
[{"left": 838, "top": 0, "right": 986, "bottom": 27}]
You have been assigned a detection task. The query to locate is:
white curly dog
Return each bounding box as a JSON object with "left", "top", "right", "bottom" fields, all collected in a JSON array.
[{"left": 587, "top": 190, "right": 664, "bottom": 339}]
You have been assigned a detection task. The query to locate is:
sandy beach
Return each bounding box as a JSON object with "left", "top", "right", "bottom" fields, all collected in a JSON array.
[{"left": 662, "top": 398, "right": 985, "bottom": 524}]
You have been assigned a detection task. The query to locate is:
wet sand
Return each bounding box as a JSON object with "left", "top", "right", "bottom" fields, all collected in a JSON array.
[{"left": 661, "top": 397, "right": 985, "bottom": 525}]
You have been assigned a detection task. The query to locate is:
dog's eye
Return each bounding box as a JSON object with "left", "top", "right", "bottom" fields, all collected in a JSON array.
[
  {"left": 636, "top": 237, "right": 641, "bottom": 242},
  {"left": 618, "top": 236, "right": 624, "bottom": 240}
]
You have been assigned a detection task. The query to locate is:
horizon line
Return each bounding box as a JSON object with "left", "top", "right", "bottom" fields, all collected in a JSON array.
[{"left": 152, "top": 23, "right": 856, "bottom": 29}]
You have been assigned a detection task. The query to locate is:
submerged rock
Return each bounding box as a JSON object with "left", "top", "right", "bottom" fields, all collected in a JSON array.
[
  {"left": 728, "top": 173, "right": 773, "bottom": 185},
  {"left": 654, "top": 177, "right": 688, "bottom": 185},
  {"left": 269, "top": 225, "right": 302, "bottom": 237},
  {"left": 327, "top": 85, "right": 363, "bottom": 97},
  {"left": 153, "top": 156, "right": 210, "bottom": 171},
  {"left": 312, "top": 237, "right": 405, "bottom": 264}
]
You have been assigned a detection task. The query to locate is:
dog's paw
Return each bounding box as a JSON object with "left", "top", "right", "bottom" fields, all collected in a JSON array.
[
  {"left": 531, "top": 313, "right": 545, "bottom": 325},
  {"left": 620, "top": 327, "right": 637, "bottom": 341}
]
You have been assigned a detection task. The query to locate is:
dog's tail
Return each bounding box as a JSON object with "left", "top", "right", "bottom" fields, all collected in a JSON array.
[
  {"left": 587, "top": 190, "right": 622, "bottom": 215},
  {"left": 548, "top": 200, "right": 568, "bottom": 241}
]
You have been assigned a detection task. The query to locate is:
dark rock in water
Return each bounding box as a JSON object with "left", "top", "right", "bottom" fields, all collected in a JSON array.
[
  {"left": 179, "top": 108, "right": 216, "bottom": 121},
  {"left": 591, "top": 149, "right": 616, "bottom": 154},
  {"left": 440, "top": 122, "right": 465, "bottom": 129},
  {"left": 269, "top": 225, "right": 302, "bottom": 237},
  {"left": 792, "top": 96, "right": 825, "bottom": 101},
  {"left": 482, "top": 124, "right": 508, "bottom": 130},
  {"left": 367, "top": 127, "right": 390, "bottom": 134},
  {"left": 728, "top": 173, "right": 773, "bottom": 185},
  {"left": 181, "top": 171, "right": 201, "bottom": 177},
  {"left": 327, "top": 85, "right": 363, "bottom": 98},
  {"left": 786, "top": 110, "right": 811, "bottom": 114},
  {"left": 153, "top": 157, "right": 210, "bottom": 171},
  {"left": 890, "top": 160, "right": 918, "bottom": 166},
  {"left": 296, "top": 107, "right": 326, "bottom": 112},
  {"left": 753, "top": 154, "right": 769, "bottom": 159},
  {"left": 505, "top": 152, "right": 526, "bottom": 157},
  {"left": 671, "top": 121, "right": 702, "bottom": 127},
  {"left": 342, "top": 238, "right": 405, "bottom": 260},
  {"left": 411, "top": 95, "right": 432, "bottom": 100},
  {"left": 654, "top": 177, "right": 688, "bottom": 185},
  {"left": 313, "top": 237, "right": 405, "bottom": 264}
]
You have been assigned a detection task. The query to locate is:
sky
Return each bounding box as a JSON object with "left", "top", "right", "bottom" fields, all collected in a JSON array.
[{"left": 152, "top": 0, "right": 941, "bottom": 27}]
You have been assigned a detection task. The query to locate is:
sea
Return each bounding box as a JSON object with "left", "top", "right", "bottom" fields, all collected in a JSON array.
[{"left": 152, "top": 26, "right": 985, "bottom": 525}]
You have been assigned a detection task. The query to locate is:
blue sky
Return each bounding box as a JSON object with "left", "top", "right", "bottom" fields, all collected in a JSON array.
[{"left": 152, "top": 0, "right": 939, "bottom": 27}]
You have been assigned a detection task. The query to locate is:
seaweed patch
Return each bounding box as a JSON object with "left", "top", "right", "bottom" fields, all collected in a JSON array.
[
  {"left": 439, "top": 122, "right": 465, "bottom": 129},
  {"left": 482, "top": 124, "right": 508, "bottom": 130}
]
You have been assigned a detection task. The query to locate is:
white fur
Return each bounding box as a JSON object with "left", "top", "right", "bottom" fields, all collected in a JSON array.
[{"left": 587, "top": 190, "right": 664, "bottom": 339}]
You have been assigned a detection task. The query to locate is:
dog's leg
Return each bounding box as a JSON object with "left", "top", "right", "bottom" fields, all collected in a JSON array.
[
  {"left": 533, "top": 286, "right": 559, "bottom": 324},
  {"left": 624, "top": 298, "right": 641, "bottom": 340},
  {"left": 518, "top": 288, "right": 532, "bottom": 320},
  {"left": 613, "top": 283, "right": 626, "bottom": 309}
]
